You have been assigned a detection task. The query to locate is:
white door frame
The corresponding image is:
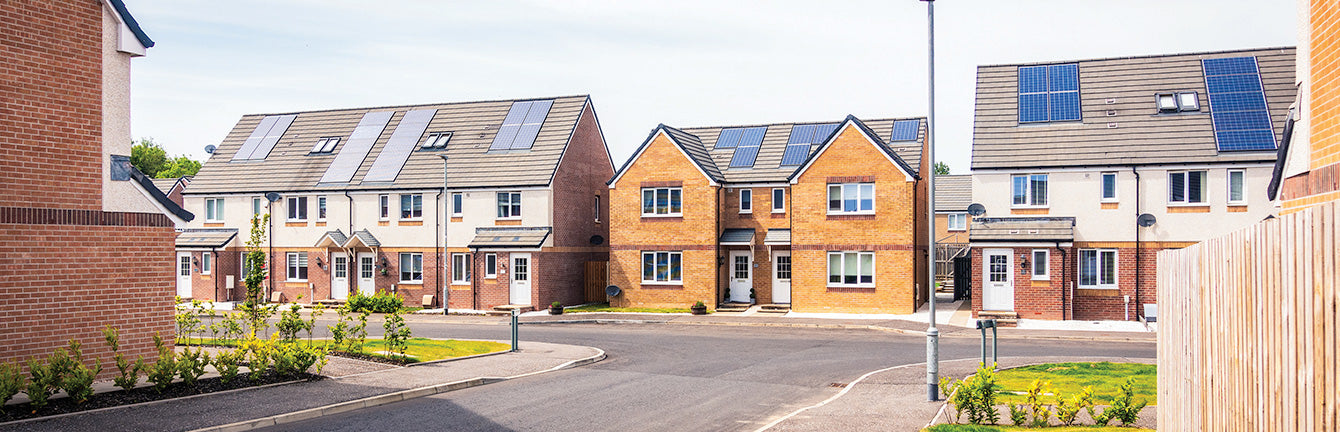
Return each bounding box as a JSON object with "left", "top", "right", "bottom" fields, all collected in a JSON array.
[
  {"left": 982, "top": 248, "right": 1015, "bottom": 311},
  {"left": 176, "top": 252, "right": 192, "bottom": 299},
  {"left": 510, "top": 253, "right": 532, "bottom": 305},
  {"left": 331, "top": 253, "right": 349, "bottom": 300},
  {"left": 357, "top": 252, "right": 376, "bottom": 296},
  {"left": 771, "top": 250, "right": 791, "bottom": 304},
  {"left": 728, "top": 250, "right": 752, "bottom": 303}
]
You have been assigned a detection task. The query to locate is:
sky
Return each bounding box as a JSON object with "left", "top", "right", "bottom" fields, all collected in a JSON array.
[{"left": 127, "top": 0, "right": 1297, "bottom": 175}]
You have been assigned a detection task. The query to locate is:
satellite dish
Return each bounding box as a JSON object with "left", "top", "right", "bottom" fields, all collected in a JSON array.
[
  {"left": 605, "top": 285, "right": 622, "bottom": 297},
  {"left": 265, "top": 192, "right": 282, "bottom": 202},
  {"left": 967, "top": 203, "right": 987, "bottom": 216},
  {"left": 1137, "top": 213, "right": 1157, "bottom": 228},
  {"left": 204, "top": 145, "right": 217, "bottom": 154}
]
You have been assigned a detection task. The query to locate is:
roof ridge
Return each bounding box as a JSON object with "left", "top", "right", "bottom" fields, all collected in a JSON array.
[
  {"left": 238, "top": 94, "right": 591, "bottom": 117},
  {"left": 679, "top": 116, "right": 928, "bottom": 131},
  {"left": 978, "top": 46, "right": 1296, "bottom": 69}
]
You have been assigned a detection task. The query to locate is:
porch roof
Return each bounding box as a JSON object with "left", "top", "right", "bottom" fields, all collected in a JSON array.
[
  {"left": 176, "top": 229, "right": 237, "bottom": 249},
  {"left": 315, "top": 230, "right": 348, "bottom": 248},
  {"left": 469, "top": 226, "right": 552, "bottom": 248},
  {"left": 764, "top": 229, "right": 790, "bottom": 245},
  {"left": 346, "top": 229, "right": 381, "bottom": 249},
  {"left": 719, "top": 228, "right": 755, "bottom": 245},
  {"left": 968, "top": 217, "right": 1075, "bottom": 243}
]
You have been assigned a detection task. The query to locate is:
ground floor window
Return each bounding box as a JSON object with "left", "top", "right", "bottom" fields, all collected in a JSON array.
[
  {"left": 1031, "top": 249, "right": 1048, "bottom": 280},
  {"left": 485, "top": 253, "right": 497, "bottom": 278},
  {"left": 1079, "top": 249, "right": 1117, "bottom": 288},
  {"left": 201, "top": 252, "right": 212, "bottom": 274},
  {"left": 286, "top": 252, "right": 308, "bottom": 281},
  {"left": 827, "top": 251, "right": 874, "bottom": 287},
  {"left": 642, "top": 251, "right": 682, "bottom": 283},
  {"left": 451, "top": 253, "right": 470, "bottom": 284},
  {"left": 402, "top": 253, "right": 424, "bottom": 283}
]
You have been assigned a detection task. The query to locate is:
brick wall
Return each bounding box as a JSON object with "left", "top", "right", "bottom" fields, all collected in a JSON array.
[
  {"left": 722, "top": 186, "right": 792, "bottom": 304},
  {"left": 1282, "top": 1, "right": 1340, "bottom": 211},
  {"left": 550, "top": 103, "right": 613, "bottom": 249},
  {"left": 935, "top": 213, "right": 970, "bottom": 243},
  {"left": 0, "top": 1, "right": 105, "bottom": 210},
  {"left": 971, "top": 245, "right": 1160, "bottom": 321},
  {"left": 188, "top": 250, "right": 241, "bottom": 301}
]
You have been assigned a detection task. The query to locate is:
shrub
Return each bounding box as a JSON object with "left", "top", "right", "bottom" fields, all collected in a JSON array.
[
  {"left": 1054, "top": 391, "right": 1083, "bottom": 426},
  {"left": 348, "top": 311, "right": 371, "bottom": 354},
  {"left": 329, "top": 304, "right": 352, "bottom": 350},
  {"left": 306, "top": 303, "right": 325, "bottom": 343},
  {"left": 176, "top": 302, "right": 202, "bottom": 345},
  {"left": 0, "top": 361, "right": 24, "bottom": 407},
  {"left": 347, "top": 292, "right": 403, "bottom": 313},
  {"left": 219, "top": 313, "right": 245, "bottom": 344},
  {"left": 1105, "top": 377, "right": 1148, "bottom": 426},
  {"left": 694, "top": 301, "right": 705, "bottom": 308},
  {"left": 147, "top": 334, "right": 178, "bottom": 393},
  {"left": 272, "top": 342, "right": 325, "bottom": 376},
  {"left": 382, "top": 311, "right": 412, "bottom": 359},
  {"left": 1081, "top": 386, "right": 1111, "bottom": 426},
  {"left": 940, "top": 364, "right": 1002, "bottom": 425},
  {"left": 243, "top": 336, "right": 275, "bottom": 381},
  {"left": 275, "top": 302, "right": 306, "bottom": 343},
  {"left": 1007, "top": 403, "right": 1027, "bottom": 426},
  {"left": 24, "top": 356, "right": 61, "bottom": 412},
  {"left": 1025, "top": 379, "right": 1052, "bottom": 427},
  {"left": 213, "top": 350, "right": 242, "bottom": 383},
  {"left": 59, "top": 339, "right": 101, "bottom": 404},
  {"left": 102, "top": 326, "right": 144, "bottom": 393},
  {"left": 177, "top": 348, "right": 210, "bottom": 386}
]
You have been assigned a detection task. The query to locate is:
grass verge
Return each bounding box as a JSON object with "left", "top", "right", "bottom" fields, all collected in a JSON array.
[
  {"left": 993, "top": 362, "right": 1155, "bottom": 405},
  {"left": 924, "top": 425, "right": 1154, "bottom": 432},
  {"left": 186, "top": 337, "right": 509, "bottom": 363},
  {"left": 562, "top": 302, "right": 698, "bottom": 314}
]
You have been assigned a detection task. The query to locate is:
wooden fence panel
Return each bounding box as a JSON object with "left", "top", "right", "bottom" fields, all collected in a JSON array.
[
  {"left": 584, "top": 261, "right": 607, "bottom": 303},
  {"left": 1158, "top": 201, "right": 1339, "bottom": 431}
]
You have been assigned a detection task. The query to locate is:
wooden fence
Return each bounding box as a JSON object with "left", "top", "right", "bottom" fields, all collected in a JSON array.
[
  {"left": 1157, "top": 201, "right": 1338, "bottom": 431},
  {"left": 584, "top": 261, "right": 608, "bottom": 303}
]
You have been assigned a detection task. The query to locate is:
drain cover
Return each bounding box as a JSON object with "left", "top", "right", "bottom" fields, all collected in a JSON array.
[{"left": 828, "top": 383, "right": 847, "bottom": 388}]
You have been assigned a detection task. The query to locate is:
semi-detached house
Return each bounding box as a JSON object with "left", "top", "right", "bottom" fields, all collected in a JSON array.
[
  {"left": 608, "top": 115, "right": 931, "bottom": 313},
  {"left": 968, "top": 47, "right": 1294, "bottom": 322},
  {"left": 179, "top": 95, "right": 614, "bottom": 311}
]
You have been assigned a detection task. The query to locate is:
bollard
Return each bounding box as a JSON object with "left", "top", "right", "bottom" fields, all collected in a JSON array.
[
  {"left": 510, "top": 308, "right": 519, "bottom": 352},
  {"left": 976, "top": 319, "right": 998, "bottom": 367}
]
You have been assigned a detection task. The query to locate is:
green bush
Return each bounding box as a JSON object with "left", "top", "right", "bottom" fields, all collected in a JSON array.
[
  {"left": 24, "top": 355, "right": 61, "bottom": 412},
  {"left": 1024, "top": 379, "right": 1052, "bottom": 427},
  {"left": 213, "top": 350, "right": 242, "bottom": 383},
  {"left": 147, "top": 334, "right": 177, "bottom": 393},
  {"left": 59, "top": 339, "right": 101, "bottom": 404},
  {"left": 329, "top": 304, "right": 352, "bottom": 350},
  {"left": 347, "top": 292, "right": 403, "bottom": 313},
  {"left": 940, "top": 363, "right": 1002, "bottom": 425},
  {"left": 0, "top": 361, "right": 24, "bottom": 407},
  {"left": 102, "top": 326, "right": 145, "bottom": 393},
  {"left": 1007, "top": 403, "right": 1027, "bottom": 426},
  {"left": 1105, "top": 377, "right": 1148, "bottom": 426},
  {"left": 348, "top": 311, "right": 371, "bottom": 353},
  {"left": 382, "top": 311, "right": 412, "bottom": 359},
  {"left": 1054, "top": 391, "right": 1084, "bottom": 426},
  {"left": 275, "top": 303, "right": 306, "bottom": 343},
  {"left": 177, "top": 348, "right": 210, "bottom": 386}
]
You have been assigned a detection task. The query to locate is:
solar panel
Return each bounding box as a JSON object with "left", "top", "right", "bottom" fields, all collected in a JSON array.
[
  {"left": 779, "top": 144, "right": 810, "bottom": 166},
  {"left": 787, "top": 125, "right": 815, "bottom": 145},
  {"left": 488, "top": 100, "right": 553, "bottom": 151},
  {"left": 248, "top": 114, "right": 296, "bottom": 160},
  {"left": 318, "top": 111, "right": 394, "bottom": 184},
  {"left": 1018, "top": 64, "right": 1080, "bottom": 123},
  {"left": 729, "top": 146, "right": 760, "bottom": 168},
  {"left": 363, "top": 109, "right": 437, "bottom": 183},
  {"left": 722, "top": 126, "right": 767, "bottom": 168},
  {"left": 780, "top": 123, "right": 839, "bottom": 166},
  {"left": 890, "top": 120, "right": 920, "bottom": 141},
  {"left": 1203, "top": 56, "right": 1276, "bottom": 152},
  {"left": 715, "top": 128, "right": 743, "bottom": 149},
  {"left": 813, "top": 123, "right": 839, "bottom": 142},
  {"left": 231, "top": 116, "right": 278, "bottom": 161}
]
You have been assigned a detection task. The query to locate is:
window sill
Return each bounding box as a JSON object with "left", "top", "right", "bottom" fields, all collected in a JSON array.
[
  {"left": 205, "top": 219, "right": 225, "bottom": 224},
  {"left": 826, "top": 211, "right": 875, "bottom": 216},
  {"left": 1031, "top": 276, "right": 1050, "bottom": 282},
  {"left": 1166, "top": 205, "right": 1210, "bottom": 213},
  {"left": 286, "top": 279, "right": 308, "bottom": 283},
  {"left": 826, "top": 214, "right": 876, "bottom": 221},
  {"left": 826, "top": 285, "right": 875, "bottom": 292},
  {"left": 641, "top": 214, "right": 683, "bottom": 218},
  {"left": 449, "top": 282, "right": 469, "bottom": 286},
  {"left": 641, "top": 216, "right": 683, "bottom": 222},
  {"left": 641, "top": 283, "right": 683, "bottom": 290},
  {"left": 947, "top": 228, "right": 966, "bottom": 232},
  {"left": 484, "top": 276, "right": 497, "bottom": 280}
]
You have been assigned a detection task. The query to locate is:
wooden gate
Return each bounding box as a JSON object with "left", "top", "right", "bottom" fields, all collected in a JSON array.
[
  {"left": 584, "top": 261, "right": 608, "bottom": 303},
  {"left": 952, "top": 256, "right": 971, "bottom": 301}
]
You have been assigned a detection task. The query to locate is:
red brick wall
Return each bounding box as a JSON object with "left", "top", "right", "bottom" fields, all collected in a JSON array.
[
  {"left": 0, "top": 0, "right": 104, "bottom": 210},
  {"left": 971, "top": 245, "right": 1160, "bottom": 321},
  {"left": 550, "top": 103, "right": 614, "bottom": 249},
  {"left": 722, "top": 186, "right": 792, "bottom": 304}
]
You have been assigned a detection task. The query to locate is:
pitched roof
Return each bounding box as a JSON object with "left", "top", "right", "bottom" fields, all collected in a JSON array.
[
  {"left": 106, "top": 0, "right": 154, "bottom": 48},
  {"left": 129, "top": 168, "right": 193, "bottom": 221},
  {"left": 151, "top": 178, "right": 177, "bottom": 194},
  {"left": 719, "top": 228, "right": 755, "bottom": 245},
  {"left": 971, "top": 47, "right": 1296, "bottom": 170},
  {"left": 187, "top": 95, "right": 591, "bottom": 194},
  {"left": 969, "top": 217, "right": 1075, "bottom": 243},
  {"left": 934, "top": 174, "right": 972, "bottom": 211},
  {"left": 176, "top": 229, "right": 237, "bottom": 248}
]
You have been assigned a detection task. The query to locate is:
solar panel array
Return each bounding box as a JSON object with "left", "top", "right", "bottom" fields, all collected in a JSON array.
[
  {"left": 725, "top": 127, "right": 768, "bottom": 168},
  {"left": 1018, "top": 63, "right": 1081, "bottom": 123},
  {"left": 363, "top": 109, "right": 437, "bottom": 183},
  {"left": 318, "top": 111, "right": 394, "bottom": 183},
  {"left": 488, "top": 100, "right": 553, "bottom": 151},
  {"left": 1202, "top": 56, "right": 1277, "bottom": 152},
  {"left": 890, "top": 120, "right": 920, "bottom": 141},
  {"left": 232, "top": 114, "right": 296, "bottom": 160},
  {"left": 780, "top": 123, "right": 838, "bottom": 165}
]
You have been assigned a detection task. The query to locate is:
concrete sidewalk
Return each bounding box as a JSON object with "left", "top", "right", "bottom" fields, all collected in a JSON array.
[
  {"left": 3, "top": 341, "right": 603, "bottom": 432},
  {"left": 760, "top": 355, "right": 1157, "bottom": 431}
]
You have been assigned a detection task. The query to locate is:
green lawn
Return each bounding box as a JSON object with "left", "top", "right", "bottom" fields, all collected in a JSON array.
[
  {"left": 187, "top": 337, "right": 509, "bottom": 363},
  {"left": 925, "top": 425, "right": 1154, "bottom": 432},
  {"left": 993, "top": 362, "right": 1156, "bottom": 405},
  {"left": 562, "top": 302, "right": 699, "bottom": 314}
]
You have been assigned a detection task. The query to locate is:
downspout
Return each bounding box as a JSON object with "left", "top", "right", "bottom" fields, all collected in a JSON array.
[
  {"left": 344, "top": 191, "right": 353, "bottom": 237},
  {"left": 471, "top": 247, "right": 480, "bottom": 311},
  {"left": 212, "top": 246, "right": 219, "bottom": 302},
  {"left": 1055, "top": 241, "right": 1067, "bottom": 320},
  {"left": 716, "top": 185, "right": 722, "bottom": 305},
  {"left": 1132, "top": 166, "right": 1141, "bottom": 321}
]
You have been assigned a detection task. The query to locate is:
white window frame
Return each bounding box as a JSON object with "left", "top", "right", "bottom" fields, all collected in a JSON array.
[
  {"left": 286, "top": 252, "right": 308, "bottom": 282},
  {"left": 1101, "top": 172, "right": 1118, "bottom": 202},
  {"left": 496, "top": 192, "right": 522, "bottom": 219},
  {"left": 450, "top": 253, "right": 470, "bottom": 285},
  {"left": 1011, "top": 174, "right": 1049, "bottom": 207},
  {"left": 205, "top": 198, "right": 224, "bottom": 222},
  {"left": 286, "top": 196, "right": 308, "bottom": 221},
  {"left": 946, "top": 213, "right": 967, "bottom": 231},
  {"left": 739, "top": 189, "right": 752, "bottom": 214},
  {"left": 1078, "top": 249, "right": 1118, "bottom": 289},
  {"left": 827, "top": 183, "right": 875, "bottom": 215},
  {"left": 401, "top": 252, "right": 424, "bottom": 284},
  {"left": 201, "top": 252, "right": 212, "bottom": 275},
  {"left": 1227, "top": 169, "right": 1246, "bottom": 204},
  {"left": 594, "top": 195, "right": 601, "bottom": 222},
  {"left": 772, "top": 188, "right": 785, "bottom": 213},
  {"left": 317, "top": 196, "right": 327, "bottom": 221},
  {"left": 451, "top": 193, "right": 463, "bottom": 217},
  {"left": 1168, "top": 170, "right": 1208, "bottom": 204},
  {"left": 641, "top": 251, "right": 683, "bottom": 284},
  {"left": 641, "top": 187, "right": 683, "bottom": 217},
  {"left": 484, "top": 253, "right": 497, "bottom": 278},
  {"left": 400, "top": 194, "right": 423, "bottom": 220},
  {"left": 827, "top": 251, "right": 875, "bottom": 288},
  {"left": 379, "top": 194, "right": 390, "bottom": 220},
  {"left": 1031, "top": 249, "right": 1049, "bottom": 280}
]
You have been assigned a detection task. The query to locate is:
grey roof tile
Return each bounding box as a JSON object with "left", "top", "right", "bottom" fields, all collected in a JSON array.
[
  {"left": 720, "top": 228, "right": 756, "bottom": 244},
  {"left": 934, "top": 175, "right": 972, "bottom": 211},
  {"left": 176, "top": 229, "right": 238, "bottom": 248},
  {"left": 764, "top": 229, "right": 790, "bottom": 245},
  {"left": 969, "top": 217, "right": 1075, "bottom": 243},
  {"left": 468, "top": 226, "right": 552, "bottom": 248}
]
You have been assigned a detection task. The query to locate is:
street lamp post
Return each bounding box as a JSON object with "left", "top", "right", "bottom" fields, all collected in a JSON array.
[
  {"left": 922, "top": 0, "right": 940, "bottom": 402},
  {"left": 438, "top": 155, "right": 450, "bottom": 316}
]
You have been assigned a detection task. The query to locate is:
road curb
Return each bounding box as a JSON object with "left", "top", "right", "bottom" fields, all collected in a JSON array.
[
  {"left": 190, "top": 347, "right": 607, "bottom": 432},
  {"left": 0, "top": 378, "right": 305, "bottom": 429},
  {"left": 517, "top": 318, "right": 1153, "bottom": 343}
]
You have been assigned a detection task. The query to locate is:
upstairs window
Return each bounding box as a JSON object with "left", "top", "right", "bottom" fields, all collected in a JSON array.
[
  {"left": 827, "top": 183, "right": 874, "bottom": 214},
  {"left": 1101, "top": 172, "right": 1118, "bottom": 201},
  {"left": 421, "top": 132, "right": 452, "bottom": 150},
  {"left": 252, "top": 197, "right": 262, "bottom": 217},
  {"left": 947, "top": 213, "right": 967, "bottom": 231},
  {"left": 1012, "top": 174, "right": 1048, "bottom": 207},
  {"left": 1169, "top": 170, "right": 1207, "bottom": 204},
  {"left": 310, "top": 137, "right": 341, "bottom": 154},
  {"left": 497, "top": 192, "right": 522, "bottom": 219},
  {"left": 594, "top": 195, "right": 601, "bottom": 222},
  {"left": 1227, "top": 169, "right": 1246, "bottom": 204},
  {"left": 286, "top": 196, "right": 308, "bottom": 221},
  {"left": 400, "top": 194, "right": 423, "bottom": 219},
  {"left": 379, "top": 194, "right": 390, "bottom": 220},
  {"left": 317, "top": 196, "right": 327, "bottom": 221},
  {"left": 1018, "top": 63, "right": 1081, "bottom": 123},
  {"left": 772, "top": 188, "right": 785, "bottom": 213},
  {"left": 451, "top": 193, "right": 463, "bottom": 217},
  {"left": 205, "top": 198, "right": 224, "bottom": 222},
  {"left": 739, "top": 189, "right": 752, "bottom": 214},
  {"left": 642, "top": 187, "right": 682, "bottom": 216}
]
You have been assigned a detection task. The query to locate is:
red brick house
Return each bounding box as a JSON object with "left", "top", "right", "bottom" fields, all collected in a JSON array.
[
  {"left": 180, "top": 96, "right": 613, "bottom": 311},
  {"left": 1, "top": 0, "right": 192, "bottom": 374},
  {"left": 608, "top": 115, "right": 930, "bottom": 313}
]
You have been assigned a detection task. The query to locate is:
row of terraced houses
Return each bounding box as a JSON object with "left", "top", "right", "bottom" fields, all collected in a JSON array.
[{"left": 168, "top": 46, "right": 1297, "bottom": 322}]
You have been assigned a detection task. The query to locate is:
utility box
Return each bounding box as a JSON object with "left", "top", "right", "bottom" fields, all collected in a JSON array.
[{"left": 422, "top": 294, "right": 435, "bottom": 308}]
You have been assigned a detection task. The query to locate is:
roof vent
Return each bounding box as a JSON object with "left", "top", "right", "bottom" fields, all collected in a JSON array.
[
  {"left": 1105, "top": 98, "right": 1117, "bottom": 104},
  {"left": 1107, "top": 123, "right": 1118, "bottom": 129},
  {"left": 1106, "top": 110, "right": 1117, "bottom": 117}
]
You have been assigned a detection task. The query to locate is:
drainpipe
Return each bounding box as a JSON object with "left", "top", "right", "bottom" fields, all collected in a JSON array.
[
  {"left": 1132, "top": 166, "right": 1141, "bottom": 321},
  {"left": 1055, "top": 241, "right": 1067, "bottom": 320},
  {"left": 344, "top": 191, "right": 353, "bottom": 237},
  {"left": 715, "top": 185, "right": 722, "bottom": 305},
  {"left": 212, "top": 246, "right": 219, "bottom": 302},
  {"left": 471, "top": 247, "right": 480, "bottom": 310}
]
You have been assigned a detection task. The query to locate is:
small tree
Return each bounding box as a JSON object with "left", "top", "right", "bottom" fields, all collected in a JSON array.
[
  {"left": 239, "top": 214, "right": 272, "bottom": 335},
  {"left": 933, "top": 161, "right": 951, "bottom": 175},
  {"left": 130, "top": 138, "right": 168, "bottom": 177}
]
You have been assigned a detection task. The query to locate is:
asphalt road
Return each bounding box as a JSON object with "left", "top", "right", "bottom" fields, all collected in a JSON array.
[{"left": 265, "top": 322, "right": 1155, "bottom": 432}]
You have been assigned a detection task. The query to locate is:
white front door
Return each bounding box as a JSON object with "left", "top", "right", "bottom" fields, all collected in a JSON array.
[
  {"left": 357, "top": 252, "right": 376, "bottom": 296},
  {"left": 772, "top": 251, "right": 791, "bottom": 304},
  {"left": 983, "top": 249, "right": 1014, "bottom": 311},
  {"left": 729, "top": 251, "right": 752, "bottom": 303},
  {"left": 510, "top": 253, "right": 531, "bottom": 305},
  {"left": 176, "top": 252, "right": 192, "bottom": 298},
  {"left": 331, "top": 254, "right": 349, "bottom": 300}
]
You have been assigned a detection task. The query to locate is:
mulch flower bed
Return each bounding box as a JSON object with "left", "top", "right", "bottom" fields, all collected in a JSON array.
[
  {"left": 327, "top": 350, "right": 413, "bottom": 366},
  {"left": 0, "top": 372, "right": 322, "bottom": 423}
]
